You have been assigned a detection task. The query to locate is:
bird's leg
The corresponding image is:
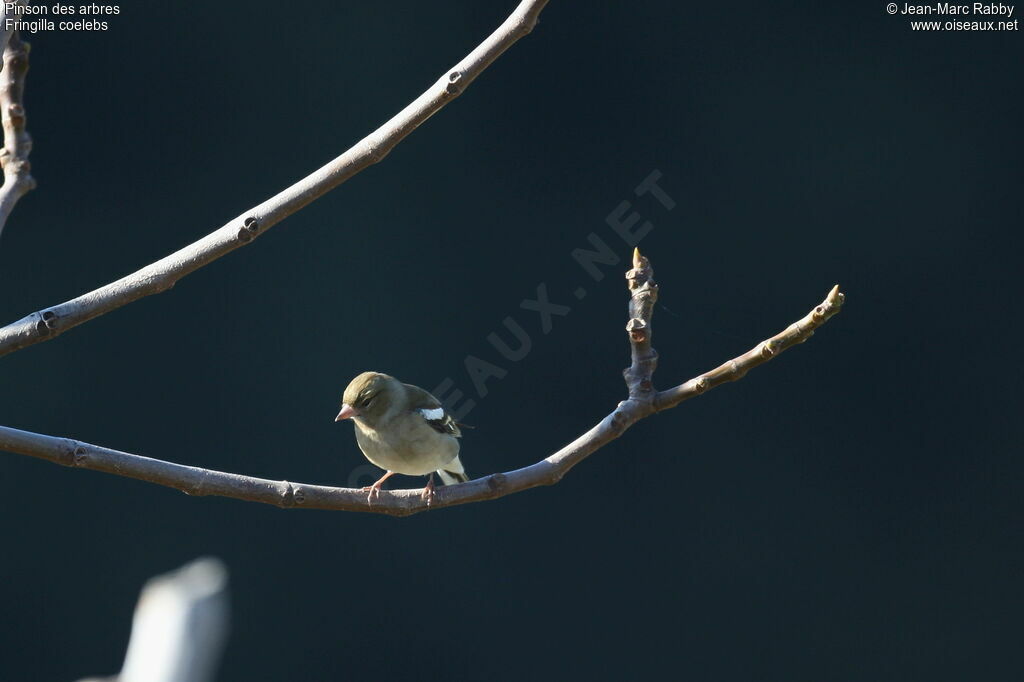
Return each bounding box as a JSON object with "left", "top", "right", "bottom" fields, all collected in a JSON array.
[
  {"left": 362, "top": 470, "right": 397, "bottom": 504},
  {"left": 421, "top": 473, "right": 436, "bottom": 506}
]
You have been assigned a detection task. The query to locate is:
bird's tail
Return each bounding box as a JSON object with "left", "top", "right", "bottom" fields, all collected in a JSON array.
[
  {"left": 438, "top": 469, "right": 469, "bottom": 485},
  {"left": 437, "top": 456, "right": 469, "bottom": 486}
]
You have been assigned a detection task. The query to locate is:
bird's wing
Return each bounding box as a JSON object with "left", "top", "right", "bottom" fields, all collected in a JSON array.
[{"left": 403, "top": 383, "right": 462, "bottom": 438}]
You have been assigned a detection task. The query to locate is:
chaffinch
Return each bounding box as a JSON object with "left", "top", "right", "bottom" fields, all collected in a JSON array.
[{"left": 335, "top": 371, "right": 469, "bottom": 504}]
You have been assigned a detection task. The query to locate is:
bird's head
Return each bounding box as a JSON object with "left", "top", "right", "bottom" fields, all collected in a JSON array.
[{"left": 335, "top": 371, "right": 398, "bottom": 427}]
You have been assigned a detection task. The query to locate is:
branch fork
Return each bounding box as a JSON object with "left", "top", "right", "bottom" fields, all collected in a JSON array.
[{"left": 0, "top": 248, "right": 844, "bottom": 516}]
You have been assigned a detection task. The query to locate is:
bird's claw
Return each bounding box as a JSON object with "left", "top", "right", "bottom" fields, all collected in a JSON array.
[
  {"left": 361, "top": 483, "right": 383, "bottom": 505},
  {"left": 361, "top": 471, "right": 396, "bottom": 505},
  {"left": 421, "top": 476, "right": 436, "bottom": 507}
]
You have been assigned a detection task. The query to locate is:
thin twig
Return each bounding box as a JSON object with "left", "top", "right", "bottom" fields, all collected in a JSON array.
[
  {"left": 0, "top": 0, "right": 549, "bottom": 356},
  {"left": 0, "top": 28, "right": 35, "bottom": 238},
  {"left": 0, "top": 1, "right": 28, "bottom": 71},
  {"left": 0, "top": 251, "right": 845, "bottom": 517},
  {"left": 654, "top": 284, "right": 845, "bottom": 411}
]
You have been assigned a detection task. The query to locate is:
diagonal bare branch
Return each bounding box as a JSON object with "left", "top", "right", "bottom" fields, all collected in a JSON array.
[
  {"left": 654, "top": 284, "right": 845, "bottom": 411},
  {"left": 0, "top": 250, "right": 845, "bottom": 517},
  {"left": 0, "top": 28, "right": 35, "bottom": 239},
  {"left": 0, "top": 0, "right": 549, "bottom": 357}
]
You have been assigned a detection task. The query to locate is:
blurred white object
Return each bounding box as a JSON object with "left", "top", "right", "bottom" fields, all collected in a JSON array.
[{"left": 80, "top": 557, "right": 229, "bottom": 682}]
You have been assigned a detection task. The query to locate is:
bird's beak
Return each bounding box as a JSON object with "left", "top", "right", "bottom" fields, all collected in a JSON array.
[{"left": 335, "top": 403, "right": 359, "bottom": 422}]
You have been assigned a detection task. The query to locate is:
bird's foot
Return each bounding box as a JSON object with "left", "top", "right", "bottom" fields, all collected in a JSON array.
[
  {"left": 361, "top": 483, "right": 383, "bottom": 504},
  {"left": 421, "top": 474, "right": 436, "bottom": 506},
  {"left": 361, "top": 471, "right": 396, "bottom": 505}
]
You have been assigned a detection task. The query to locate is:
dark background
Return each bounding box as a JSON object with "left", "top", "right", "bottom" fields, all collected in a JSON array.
[{"left": 1, "top": 1, "right": 1021, "bottom": 680}]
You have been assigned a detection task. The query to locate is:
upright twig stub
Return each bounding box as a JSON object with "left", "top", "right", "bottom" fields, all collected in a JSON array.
[
  {"left": 0, "top": 29, "right": 34, "bottom": 238},
  {"left": 0, "top": 244, "right": 843, "bottom": 515},
  {"left": 624, "top": 247, "right": 659, "bottom": 402}
]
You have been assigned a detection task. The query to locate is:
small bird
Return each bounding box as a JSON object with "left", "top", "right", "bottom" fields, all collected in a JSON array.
[{"left": 335, "top": 371, "right": 469, "bottom": 504}]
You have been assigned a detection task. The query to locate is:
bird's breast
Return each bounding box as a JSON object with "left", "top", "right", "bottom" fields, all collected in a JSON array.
[{"left": 353, "top": 420, "right": 459, "bottom": 476}]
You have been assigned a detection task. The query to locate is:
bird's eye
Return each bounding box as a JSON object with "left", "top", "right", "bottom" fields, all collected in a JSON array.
[{"left": 360, "top": 394, "right": 374, "bottom": 408}]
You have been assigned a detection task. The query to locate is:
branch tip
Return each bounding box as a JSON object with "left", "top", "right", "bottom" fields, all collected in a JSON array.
[{"left": 0, "top": 269, "right": 844, "bottom": 515}]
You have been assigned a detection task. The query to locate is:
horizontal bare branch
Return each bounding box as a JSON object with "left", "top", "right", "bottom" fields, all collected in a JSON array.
[
  {"left": 0, "top": 0, "right": 549, "bottom": 356},
  {"left": 0, "top": 254, "right": 844, "bottom": 517}
]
